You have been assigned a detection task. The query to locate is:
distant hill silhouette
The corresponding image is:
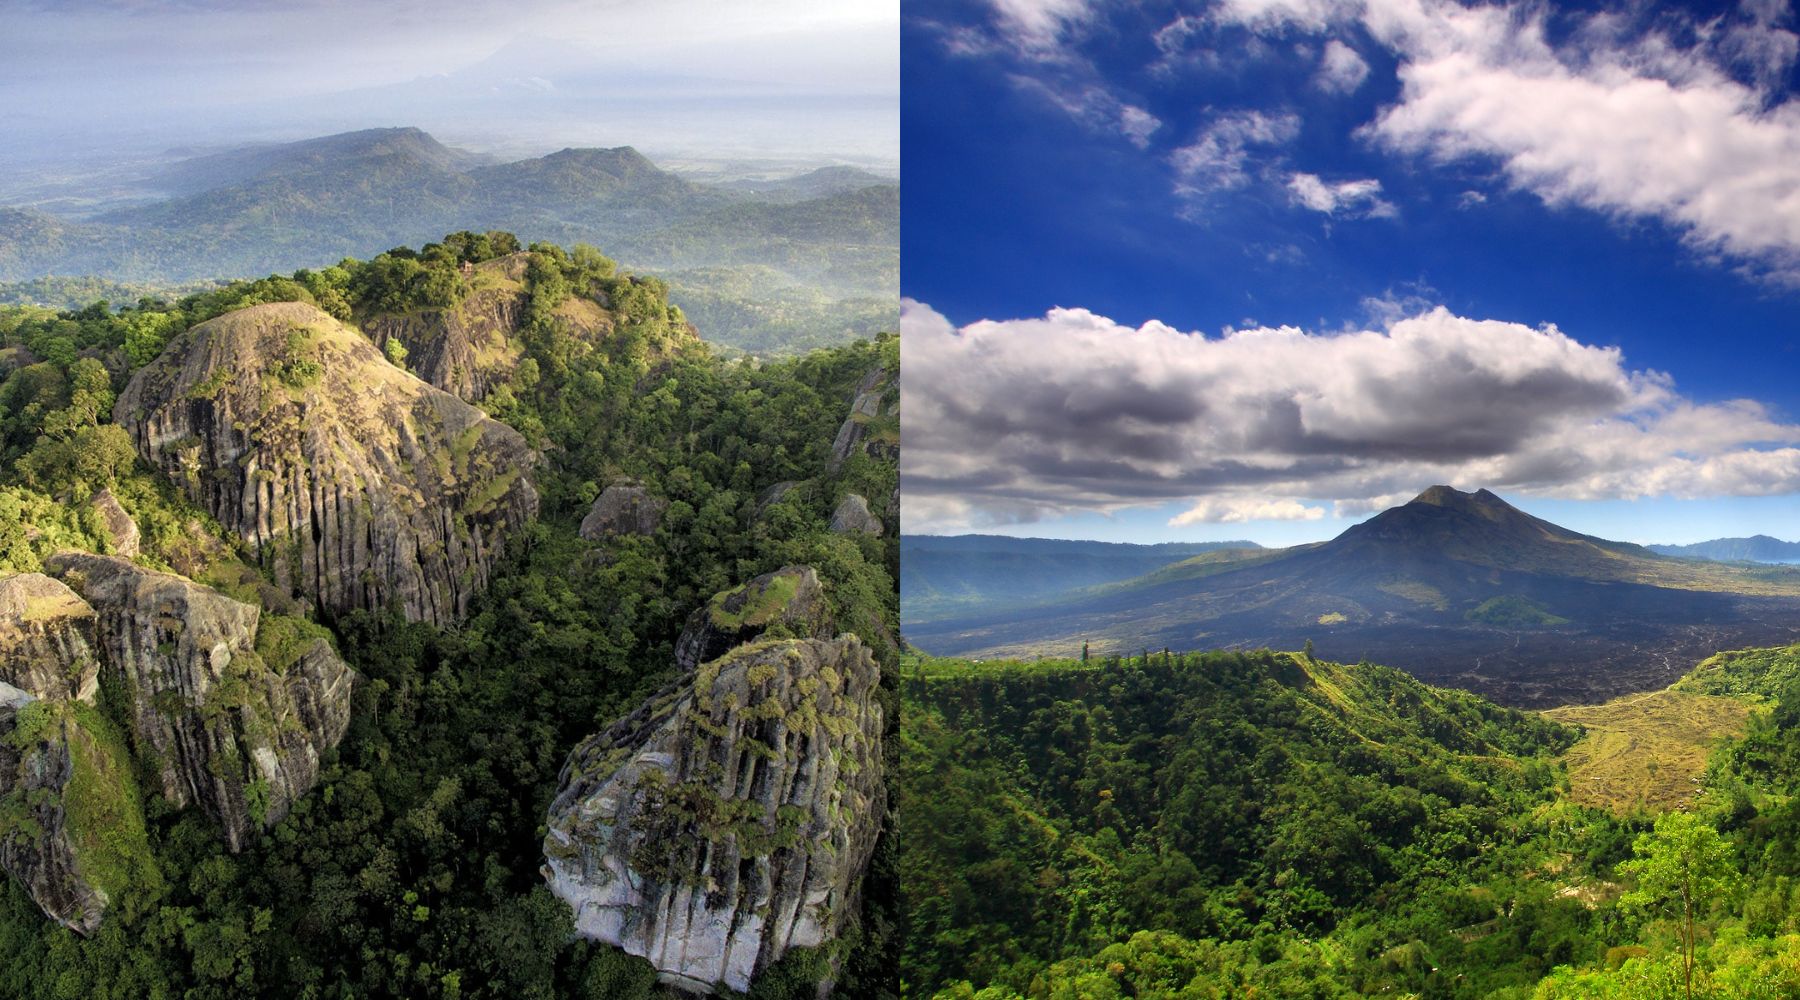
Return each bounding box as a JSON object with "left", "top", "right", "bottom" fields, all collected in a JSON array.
[
  {"left": 902, "top": 535, "right": 1259, "bottom": 620},
  {"left": 1649, "top": 535, "right": 1800, "bottom": 563}
]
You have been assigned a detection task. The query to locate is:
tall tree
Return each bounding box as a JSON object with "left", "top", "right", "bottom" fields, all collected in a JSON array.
[{"left": 1618, "top": 811, "right": 1741, "bottom": 1000}]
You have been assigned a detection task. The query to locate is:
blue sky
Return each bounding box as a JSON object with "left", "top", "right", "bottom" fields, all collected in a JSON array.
[{"left": 901, "top": 0, "right": 1800, "bottom": 545}]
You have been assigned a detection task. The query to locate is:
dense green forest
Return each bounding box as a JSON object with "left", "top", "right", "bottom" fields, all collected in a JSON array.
[
  {"left": 0, "top": 231, "right": 898, "bottom": 998},
  {"left": 901, "top": 645, "right": 1800, "bottom": 999}
]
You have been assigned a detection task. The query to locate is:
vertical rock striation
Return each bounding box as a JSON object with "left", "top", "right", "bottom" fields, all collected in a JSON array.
[
  {"left": 543, "top": 636, "right": 885, "bottom": 995},
  {"left": 0, "top": 574, "right": 100, "bottom": 703},
  {"left": 46, "top": 552, "right": 356, "bottom": 852},
  {"left": 0, "top": 685, "right": 109, "bottom": 935},
  {"left": 114, "top": 301, "right": 538, "bottom": 626}
]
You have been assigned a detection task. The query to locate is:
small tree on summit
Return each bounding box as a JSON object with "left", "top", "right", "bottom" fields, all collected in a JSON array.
[{"left": 1618, "top": 811, "right": 1741, "bottom": 1000}]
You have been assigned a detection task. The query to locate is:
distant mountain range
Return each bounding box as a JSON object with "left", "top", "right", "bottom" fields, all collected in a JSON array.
[
  {"left": 904, "top": 486, "right": 1800, "bottom": 707},
  {"left": 1648, "top": 535, "right": 1800, "bottom": 563},
  {"left": 0, "top": 127, "right": 897, "bottom": 354},
  {"left": 901, "top": 535, "right": 1260, "bottom": 620}
]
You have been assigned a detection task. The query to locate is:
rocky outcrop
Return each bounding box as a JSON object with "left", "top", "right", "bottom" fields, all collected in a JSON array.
[
  {"left": 361, "top": 253, "right": 614, "bottom": 404},
  {"left": 828, "top": 366, "right": 897, "bottom": 472},
  {"left": 46, "top": 552, "right": 357, "bottom": 852},
  {"left": 0, "top": 574, "right": 100, "bottom": 703},
  {"left": 87, "top": 489, "right": 139, "bottom": 558},
  {"left": 0, "top": 699, "right": 93, "bottom": 933},
  {"left": 829, "top": 494, "right": 883, "bottom": 537},
  {"left": 0, "top": 685, "right": 111, "bottom": 935},
  {"left": 0, "top": 574, "right": 147, "bottom": 934},
  {"left": 543, "top": 637, "right": 885, "bottom": 995},
  {"left": 580, "top": 479, "right": 666, "bottom": 540},
  {"left": 673, "top": 567, "right": 833, "bottom": 671},
  {"left": 115, "top": 301, "right": 539, "bottom": 627}
]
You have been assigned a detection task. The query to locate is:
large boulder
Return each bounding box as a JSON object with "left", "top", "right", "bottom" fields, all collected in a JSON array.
[
  {"left": 0, "top": 575, "right": 154, "bottom": 935},
  {"left": 114, "top": 301, "right": 539, "bottom": 626},
  {"left": 673, "top": 566, "right": 833, "bottom": 671},
  {"left": 46, "top": 552, "right": 357, "bottom": 852},
  {"left": 580, "top": 479, "right": 667, "bottom": 540},
  {"left": 828, "top": 494, "right": 884, "bottom": 537},
  {"left": 543, "top": 637, "right": 885, "bottom": 995},
  {"left": 0, "top": 574, "right": 100, "bottom": 703}
]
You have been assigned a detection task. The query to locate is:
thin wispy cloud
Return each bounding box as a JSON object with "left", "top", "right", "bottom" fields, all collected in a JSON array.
[
  {"left": 1172, "top": 110, "right": 1300, "bottom": 194},
  {"left": 1286, "top": 172, "right": 1395, "bottom": 217}
]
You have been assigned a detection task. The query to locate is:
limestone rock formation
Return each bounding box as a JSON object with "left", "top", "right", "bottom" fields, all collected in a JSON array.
[
  {"left": 46, "top": 552, "right": 357, "bottom": 852},
  {"left": 115, "top": 301, "right": 539, "bottom": 626},
  {"left": 0, "top": 685, "right": 109, "bottom": 935},
  {"left": 361, "top": 253, "right": 613, "bottom": 403},
  {"left": 87, "top": 489, "right": 140, "bottom": 558},
  {"left": 673, "top": 567, "right": 833, "bottom": 671},
  {"left": 828, "top": 494, "right": 883, "bottom": 537},
  {"left": 0, "top": 574, "right": 100, "bottom": 703},
  {"left": 580, "top": 479, "right": 666, "bottom": 540},
  {"left": 828, "top": 366, "right": 897, "bottom": 472},
  {"left": 543, "top": 637, "right": 885, "bottom": 995}
]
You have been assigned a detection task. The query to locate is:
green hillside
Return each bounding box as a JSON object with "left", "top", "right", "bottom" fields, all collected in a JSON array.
[{"left": 901, "top": 644, "right": 1800, "bottom": 999}]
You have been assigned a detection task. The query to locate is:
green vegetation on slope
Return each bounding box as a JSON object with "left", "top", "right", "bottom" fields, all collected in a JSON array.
[
  {"left": 1465, "top": 595, "right": 1570, "bottom": 627},
  {"left": 903, "top": 642, "right": 1800, "bottom": 999}
]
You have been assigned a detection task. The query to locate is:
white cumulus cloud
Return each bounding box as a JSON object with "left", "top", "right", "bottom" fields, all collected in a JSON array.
[
  {"left": 1170, "top": 497, "right": 1327, "bottom": 525},
  {"left": 1172, "top": 110, "right": 1300, "bottom": 193},
  {"left": 1315, "top": 38, "right": 1370, "bottom": 92},
  {"left": 1213, "top": 0, "right": 1800, "bottom": 279},
  {"left": 901, "top": 296, "right": 1800, "bottom": 533}
]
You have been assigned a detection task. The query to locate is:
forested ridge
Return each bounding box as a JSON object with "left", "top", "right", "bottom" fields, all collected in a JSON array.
[
  {"left": 0, "top": 128, "right": 899, "bottom": 356},
  {"left": 901, "top": 645, "right": 1800, "bottom": 999},
  {"left": 0, "top": 230, "right": 898, "bottom": 999}
]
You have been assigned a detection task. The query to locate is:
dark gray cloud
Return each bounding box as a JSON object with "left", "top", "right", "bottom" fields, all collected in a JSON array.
[{"left": 900, "top": 299, "right": 1800, "bottom": 532}]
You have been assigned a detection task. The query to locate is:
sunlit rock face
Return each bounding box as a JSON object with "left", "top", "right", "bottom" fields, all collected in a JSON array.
[
  {"left": 543, "top": 636, "right": 885, "bottom": 995},
  {"left": 47, "top": 552, "right": 357, "bottom": 852},
  {"left": 115, "top": 301, "right": 538, "bottom": 626}
]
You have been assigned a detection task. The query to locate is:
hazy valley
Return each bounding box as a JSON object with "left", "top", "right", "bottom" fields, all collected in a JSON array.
[{"left": 0, "top": 127, "right": 898, "bottom": 356}]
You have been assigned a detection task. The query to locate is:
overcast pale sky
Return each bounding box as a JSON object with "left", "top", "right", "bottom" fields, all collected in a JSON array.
[{"left": 0, "top": 0, "right": 898, "bottom": 164}]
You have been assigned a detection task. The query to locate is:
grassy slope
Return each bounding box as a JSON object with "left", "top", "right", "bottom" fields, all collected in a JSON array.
[{"left": 1546, "top": 689, "right": 1751, "bottom": 812}]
